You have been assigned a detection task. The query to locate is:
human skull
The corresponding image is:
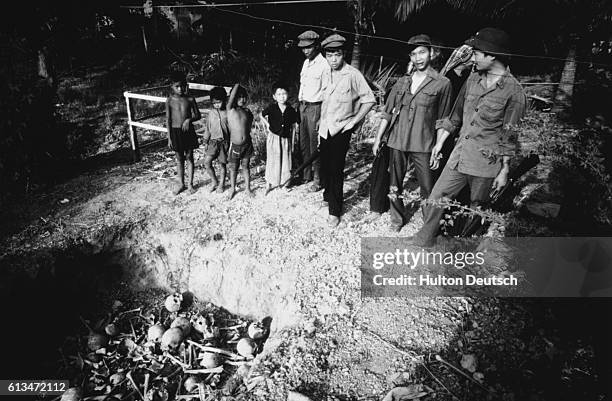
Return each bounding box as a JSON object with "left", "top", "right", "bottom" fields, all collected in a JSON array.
[
  {"left": 160, "top": 327, "right": 183, "bottom": 351},
  {"left": 236, "top": 338, "right": 257, "bottom": 358},
  {"left": 192, "top": 314, "right": 219, "bottom": 340},
  {"left": 200, "top": 351, "right": 221, "bottom": 368},
  {"left": 147, "top": 324, "right": 166, "bottom": 342},
  {"left": 247, "top": 321, "right": 267, "bottom": 340},
  {"left": 105, "top": 323, "right": 119, "bottom": 337},
  {"left": 183, "top": 375, "right": 201, "bottom": 393},
  {"left": 164, "top": 293, "right": 183, "bottom": 313},
  {"left": 87, "top": 333, "right": 109, "bottom": 351},
  {"left": 170, "top": 317, "right": 191, "bottom": 337}
]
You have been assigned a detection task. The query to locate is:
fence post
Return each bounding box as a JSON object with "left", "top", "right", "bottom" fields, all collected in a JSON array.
[{"left": 124, "top": 92, "right": 141, "bottom": 162}]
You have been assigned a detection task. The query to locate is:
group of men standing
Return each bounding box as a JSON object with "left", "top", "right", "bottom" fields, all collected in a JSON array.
[
  {"left": 296, "top": 30, "right": 376, "bottom": 227},
  {"left": 294, "top": 27, "right": 526, "bottom": 246}
]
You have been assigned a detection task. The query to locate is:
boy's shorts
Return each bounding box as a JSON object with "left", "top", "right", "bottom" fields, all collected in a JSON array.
[
  {"left": 228, "top": 140, "right": 254, "bottom": 164},
  {"left": 169, "top": 127, "right": 198, "bottom": 153},
  {"left": 205, "top": 138, "right": 229, "bottom": 164}
]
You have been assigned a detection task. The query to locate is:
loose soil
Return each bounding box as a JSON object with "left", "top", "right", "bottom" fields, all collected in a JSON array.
[
  {"left": 1, "top": 136, "right": 607, "bottom": 401},
  {"left": 0, "top": 70, "right": 609, "bottom": 401}
]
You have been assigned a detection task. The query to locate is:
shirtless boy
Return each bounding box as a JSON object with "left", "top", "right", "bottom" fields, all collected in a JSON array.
[
  {"left": 165, "top": 70, "right": 201, "bottom": 195},
  {"left": 198, "top": 86, "right": 229, "bottom": 193},
  {"left": 226, "top": 83, "right": 254, "bottom": 199}
]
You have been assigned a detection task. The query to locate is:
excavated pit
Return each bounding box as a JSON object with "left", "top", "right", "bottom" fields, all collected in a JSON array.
[{"left": 0, "top": 222, "right": 301, "bottom": 383}]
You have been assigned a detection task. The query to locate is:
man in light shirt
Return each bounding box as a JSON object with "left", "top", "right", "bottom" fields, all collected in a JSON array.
[
  {"left": 318, "top": 34, "right": 376, "bottom": 227},
  {"left": 297, "top": 30, "right": 329, "bottom": 191}
]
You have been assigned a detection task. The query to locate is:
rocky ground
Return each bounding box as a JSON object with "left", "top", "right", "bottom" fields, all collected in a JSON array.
[
  {"left": 0, "top": 67, "right": 608, "bottom": 400},
  {"left": 1, "top": 128, "right": 607, "bottom": 400}
]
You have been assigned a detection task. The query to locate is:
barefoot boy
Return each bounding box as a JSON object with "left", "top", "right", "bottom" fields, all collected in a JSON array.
[
  {"left": 166, "top": 70, "right": 201, "bottom": 195},
  {"left": 199, "top": 86, "right": 229, "bottom": 193},
  {"left": 226, "top": 83, "right": 254, "bottom": 199}
]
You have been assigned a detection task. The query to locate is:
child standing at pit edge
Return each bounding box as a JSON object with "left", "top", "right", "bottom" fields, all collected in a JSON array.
[
  {"left": 199, "top": 86, "right": 229, "bottom": 193},
  {"left": 227, "top": 83, "right": 254, "bottom": 199},
  {"left": 260, "top": 83, "right": 298, "bottom": 195},
  {"left": 165, "top": 70, "right": 201, "bottom": 195}
]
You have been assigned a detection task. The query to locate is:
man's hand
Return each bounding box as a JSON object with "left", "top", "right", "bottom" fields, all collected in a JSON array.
[
  {"left": 372, "top": 138, "right": 380, "bottom": 156},
  {"left": 181, "top": 118, "right": 191, "bottom": 132},
  {"left": 429, "top": 143, "right": 443, "bottom": 170},
  {"left": 491, "top": 168, "right": 509, "bottom": 194},
  {"left": 407, "top": 61, "right": 415, "bottom": 75},
  {"left": 342, "top": 119, "right": 356, "bottom": 133}
]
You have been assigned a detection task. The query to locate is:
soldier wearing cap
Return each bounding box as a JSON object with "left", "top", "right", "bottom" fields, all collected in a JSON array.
[
  {"left": 297, "top": 30, "right": 329, "bottom": 191},
  {"left": 318, "top": 33, "right": 376, "bottom": 227},
  {"left": 370, "top": 34, "right": 453, "bottom": 232},
  {"left": 414, "top": 27, "right": 527, "bottom": 247}
]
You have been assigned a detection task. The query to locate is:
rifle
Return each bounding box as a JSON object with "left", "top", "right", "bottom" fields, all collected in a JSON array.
[
  {"left": 281, "top": 149, "right": 320, "bottom": 188},
  {"left": 458, "top": 153, "right": 540, "bottom": 237},
  {"left": 490, "top": 153, "right": 541, "bottom": 212}
]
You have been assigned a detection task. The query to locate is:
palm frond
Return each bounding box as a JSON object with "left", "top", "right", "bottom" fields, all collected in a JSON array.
[{"left": 392, "top": 0, "right": 437, "bottom": 22}]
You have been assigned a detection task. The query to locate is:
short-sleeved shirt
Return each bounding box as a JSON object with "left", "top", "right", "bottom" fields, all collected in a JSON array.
[
  {"left": 318, "top": 63, "right": 376, "bottom": 138},
  {"left": 262, "top": 104, "right": 298, "bottom": 138},
  {"left": 383, "top": 67, "right": 453, "bottom": 153},
  {"left": 298, "top": 53, "right": 329, "bottom": 103},
  {"left": 436, "top": 69, "right": 527, "bottom": 178},
  {"left": 206, "top": 108, "right": 228, "bottom": 141}
]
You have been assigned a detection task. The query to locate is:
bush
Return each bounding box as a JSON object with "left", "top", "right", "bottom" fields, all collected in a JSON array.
[
  {"left": 0, "top": 79, "right": 67, "bottom": 206},
  {"left": 528, "top": 113, "right": 612, "bottom": 225}
]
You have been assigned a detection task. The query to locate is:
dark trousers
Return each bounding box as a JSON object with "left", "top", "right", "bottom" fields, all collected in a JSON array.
[
  {"left": 320, "top": 129, "right": 352, "bottom": 217},
  {"left": 369, "top": 145, "right": 390, "bottom": 213},
  {"left": 415, "top": 166, "right": 494, "bottom": 246},
  {"left": 389, "top": 149, "right": 433, "bottom": 226},
  {"left": 299, "top": 103, "right": 321, "bottom": 183}
]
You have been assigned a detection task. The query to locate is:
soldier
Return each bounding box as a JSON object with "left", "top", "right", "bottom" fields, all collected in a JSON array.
[
  {"left": 414, "top": 28, "right": 527, "bottom": 247},
  {"left": 371, "top": 34, "right": 453, "bottom": 232}
]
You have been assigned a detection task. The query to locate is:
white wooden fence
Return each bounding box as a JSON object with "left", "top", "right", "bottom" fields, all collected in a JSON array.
[{"left": 123, "top": 83, "right": 231, "bottom": 161}]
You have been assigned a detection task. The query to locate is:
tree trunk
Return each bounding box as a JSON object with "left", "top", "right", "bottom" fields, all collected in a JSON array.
[
  {"left": 349, "top": 0, "right": 363, "bottom": 70},
  {"left": 552, "top": 39, "right": 577, "bottom": 117},
  {"left": 351, "top": 33, "right": 362, "bottom": 70}
]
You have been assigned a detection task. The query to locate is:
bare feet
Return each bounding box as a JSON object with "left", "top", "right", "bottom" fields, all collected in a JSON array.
[
  {"left": 246, "top": 190, "right": 255, "bottom": 198},
  {"left": 327, "top": 215, "right": 340, "bottom": 227},
  {"left": 209, "top": 182, "right": 218, "bottom": 193},
  {"left": 227, "top": 189, "right": 237, "bottom": 200},
  {"left": 308, "top": 182, "right": 323, "bottom": 192},
  {"left": 173, "top": 184, "right": 186, "bottom": 196},
  {"left": 216, "top": 184, "right": 225, "bottom": 194}
]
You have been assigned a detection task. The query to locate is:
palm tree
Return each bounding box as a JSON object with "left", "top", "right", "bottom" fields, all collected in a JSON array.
[
  {"left": 347, "top": 0, "right": 377, "bottom": 70},
  {"left": 348, "top": 0, "right": 491, "bottom": 70},
  {"left": 351, "top": 0, "right": 610, "bottom": 115}
]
